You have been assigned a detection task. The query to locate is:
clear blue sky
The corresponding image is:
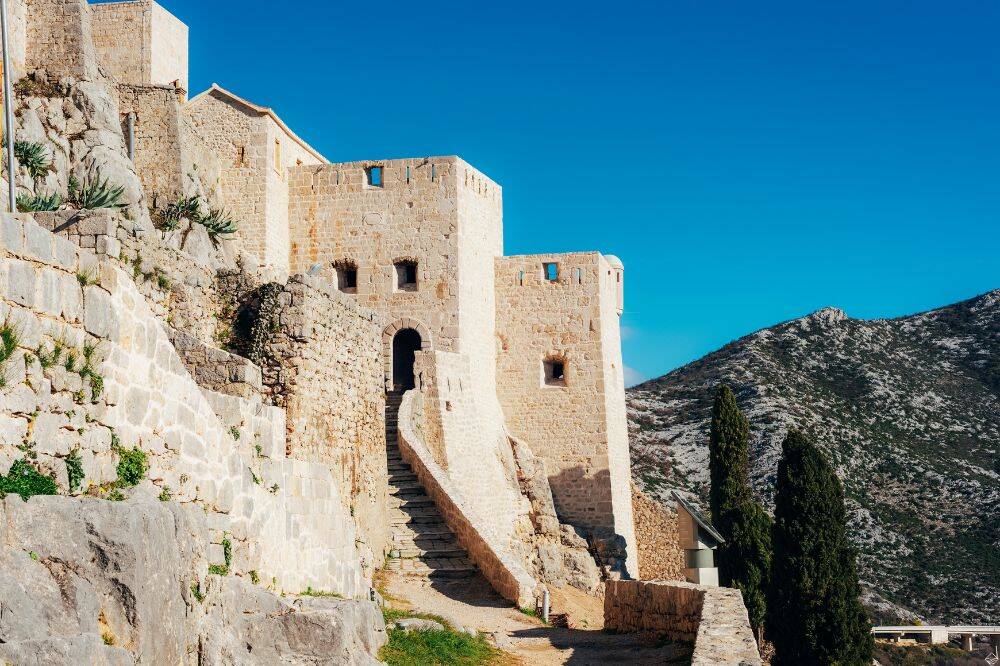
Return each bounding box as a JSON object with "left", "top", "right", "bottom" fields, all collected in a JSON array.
[{"left": 152, "top": 0, "right": 999, "bottom": 385}]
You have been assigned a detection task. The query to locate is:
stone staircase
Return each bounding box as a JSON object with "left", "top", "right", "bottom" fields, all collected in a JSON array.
[{"left": 384, "top": 391, "right": 477, "bottom": 579}]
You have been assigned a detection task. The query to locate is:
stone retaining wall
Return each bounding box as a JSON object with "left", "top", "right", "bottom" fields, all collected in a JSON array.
[
  {"left": 605, "top": 580, "right": 762, "bottom": 665},
  {"left": 1, "top": 214, "right": 370, "bottom": 596},
  {"left": 397, "top": 389, "right": 540, "bottom": 608}
]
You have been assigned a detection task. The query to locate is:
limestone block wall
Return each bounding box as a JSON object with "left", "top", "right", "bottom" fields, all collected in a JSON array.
[
  {"left": 495, "top": 252, "right": 637, "bottom": 574},
  {"left": 288, "top": 157, "right": 505, "bottom": 392},
  {"left": 0, "top": 214, "right": 370, "bottom": 596},
  {"left": 259, "top": 273, "right": 389, "bottom": 559},
  {"left": 186, "top": 88, "right": 324, "bottom": 277},
  {"left": 413, "top": 350, "right": 530, "bottom": 549},
  {"left": 90, "top": 0, "right": 189, "bottom": 92},
  {"left": 604, "top": 580, "right": 762, "bottom": 665},
  {"left": 6, "top": 0, "right": 27, "bottom": 81},
  {"left": 116, "top": 83, "right": 221, "bottom": 204},
  {"left": 26, "top": 0, "right": 100, "bottom": 80},
  {"left": 397, "top": 389, "right": 540, "bottom": 608}
]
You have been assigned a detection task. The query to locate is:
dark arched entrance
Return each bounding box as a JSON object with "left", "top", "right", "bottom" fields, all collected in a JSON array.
[{"left": 392, "top": 328, "right": 422, "bottom": 391}]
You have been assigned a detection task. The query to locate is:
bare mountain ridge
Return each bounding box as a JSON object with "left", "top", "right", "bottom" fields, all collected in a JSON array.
[{"left": 628, "top": 289, "right": 1000, "bottom": 624}]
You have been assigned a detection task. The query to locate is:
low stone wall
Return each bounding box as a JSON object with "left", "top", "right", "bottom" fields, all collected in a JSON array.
[
  {"left": 605, "top": 580, "right": 762, "bottom": 665},
  {"left": 169, "top": 329, "right": 262, "bottom": 398},
  {"left": 397, "top": 389, "right": 540, "bottom": 608}
]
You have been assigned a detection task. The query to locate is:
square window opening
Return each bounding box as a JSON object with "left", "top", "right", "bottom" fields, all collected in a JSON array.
[
  {"left": 336, "top": 266, "right": 358, "bottom": 293},
  {"left": 366, "top": 166, "right": 383, "bottom": 187},
  {"left": 543, "top": 262, "right": 559, "bottom": 282},
  {"left": 395, "top": 260, "right": 418, "bottom": 291},
  {"left": 544, "top": 358, "right": 567, "bottom": 387}
]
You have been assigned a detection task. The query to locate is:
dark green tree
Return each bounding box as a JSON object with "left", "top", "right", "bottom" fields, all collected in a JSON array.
[
  {"left": 708, "top": 385, "right": 772, "bottom": 638},
  {"left": 767, "top": 430, "right": 874, "bottom": 665}
]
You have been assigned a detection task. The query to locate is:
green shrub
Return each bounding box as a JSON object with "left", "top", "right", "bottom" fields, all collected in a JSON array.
[
  {"left": 0, "top": 460, "right": 58, "bottom": 500},
  {"left": 208, "top": 563, "right": 229, "bottom": 576},
  {"left": 115, "top": 445, "right": 147, "bottom": 486},
  {"left": 197, "top": 207, "right": 238, "bottom": 238},
  {"left": 69, "top": 174, "right": 126, "bottom": 210},
  {"left": 16, "top": 191, "right": 61, "bottom": 212},
  {"left": 249, "top": 570, "right": 260, "bottom": 584},
  {"left": 106, "top": 488, "right": 125, "bottom": 501},
  {"left": 65, "top": 449, "right": 85, "bottom": 493},
  {"left": 156, "top": 195, "right": 202, "bottom": 230},
  {"left": 12, "top": 140, "right": 51, "bottom": 180},
  {"left": 158, "top": 486, "right": 171, "bottom": 502},
  {"left": 222, "top": 536, "right": 232, "bottom": 568}
]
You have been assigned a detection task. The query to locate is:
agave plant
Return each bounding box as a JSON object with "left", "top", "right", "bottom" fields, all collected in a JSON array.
[
  {"left": 197, "top": 206, "right": 238, "bottom": 238},
  {"left": 13, "top": 141, "right": 51, "bottom": 180},
  {"left": 69, "top": 174, "right": 126, "bottom": 210},
  {"left": 158, "top": 194, "right": 202, "bottom": 231},
  {"left": 16, "top": 191, "right": 62, "bottom": 212}
]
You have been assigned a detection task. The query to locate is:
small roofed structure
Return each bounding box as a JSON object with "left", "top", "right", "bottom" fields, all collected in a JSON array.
[{"left": 673, "top": 491, "right": 724, "bottom": 586}]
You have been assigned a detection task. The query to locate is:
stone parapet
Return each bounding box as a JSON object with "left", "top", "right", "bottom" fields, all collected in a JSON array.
[
  {"left": 396, "top": 389, "right": 541, "bottom": 608},
  {"left": 604, "top": 580, "right": 762, "bottom": 665}
]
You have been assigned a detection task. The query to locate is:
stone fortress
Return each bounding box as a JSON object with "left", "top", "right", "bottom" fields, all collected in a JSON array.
[{"left": 0, "top": 1, "right": 756, "bottom": 662}]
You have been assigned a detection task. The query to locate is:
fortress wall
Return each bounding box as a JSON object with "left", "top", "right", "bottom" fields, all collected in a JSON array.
[
  {"left": 7, "top": 0, "right": 28, "bottom": 81},
  {"left": 186, "top": 91, "right": 271, "bottom": 268},
  {"left": 116, "top": 83, "right": 222, "bottom": 204},
  {"left": 89, "top": 0, "right": 188, "bottom": 92},
  {"left": 259, "top": 273, "right": 389, "bottom": 560},
  {"left": 495, "top": 252, "right": 636, "bottom": 571},
  {"left": 288, "top": 158, "right": 466, "bottom": 369},
  {"left": 148, "top": 0, "right": 187, "bottom": 92},
  {"left": 597, "top": 255, "right": 637, "bottom": 574},
  {"left": 26, "top": 0, "right": 100, "bottom": 80},
  {"left": 0, "top": 215, "right": 369, "bottom": 596},
  {"left": 90, "top": 1, "right": 150, "bottom": 86},
  {"left": 414, "top": 350, "right": 530, "bottom": 547}
]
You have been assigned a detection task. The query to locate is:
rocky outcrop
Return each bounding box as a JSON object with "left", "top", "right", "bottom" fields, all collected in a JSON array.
[{"left": 0, "top": 494, "right": 386, "bottom": 665}]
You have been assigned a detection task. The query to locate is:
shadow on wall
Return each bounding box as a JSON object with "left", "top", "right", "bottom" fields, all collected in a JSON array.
[{"left": 548, "top": 466, "right": 631, "bottom": 580}]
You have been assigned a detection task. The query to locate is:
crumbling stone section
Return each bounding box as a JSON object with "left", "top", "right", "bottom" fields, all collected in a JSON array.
[
  {"left": 397, "top": 389, "right": 540, "bottom": 608},
  {"left": 605, "top": 580, "right": 762, "bottom": 666},
  {"left": 168, "top": 329, "right": 262, "bottom": 398},
  {"left": 256, "top": 272, "right": 389, "bottom": 559}
]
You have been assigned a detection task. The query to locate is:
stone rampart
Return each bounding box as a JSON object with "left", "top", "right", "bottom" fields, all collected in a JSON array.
[
  {"left": 257, "top": 272, "right": 389, "bottom": 559},
  {"left": 604, "top": 580, "right": 762, "bottom": 665},
  {"left": 1, "top": 214, "right": 371, "bottom": 596},
  {"left": 396, "top": 389, "right": 540, "bottom": 608},
  {"left": 90, "top": 0, "right": 188, "bottom": 91},
  {"left": 26, "top": 0, "right": 99, "bottom": 80}
]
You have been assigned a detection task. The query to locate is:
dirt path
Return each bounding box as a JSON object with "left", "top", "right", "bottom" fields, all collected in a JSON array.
[{"left": 383, "top": 574, "right": 691, "bottom": 665}]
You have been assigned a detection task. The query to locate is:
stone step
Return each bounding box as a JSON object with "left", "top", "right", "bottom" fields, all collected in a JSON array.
[
  {"left": 396, "top": 545, "right": 467, "bottom": 559},
  {"left": 391, "top": 523, "right": 455, "bottom": 540},
  {"left": 389, "top": 495, "right": 435, "bottom": 509},
  {"left": 387, "top": 463, "right": 411, "bottom": 473},
  {"left": 387, "top": 480, "right": 424, "bottom": 494},
  {"left": 384, "top": 557, "right": 477, "bottom": 579},
  {"left": 387, "top": 469, "right": 416, "bottom": 480},
  {"left": 389, "top": 508, "right": 447, "bottom": 525}
]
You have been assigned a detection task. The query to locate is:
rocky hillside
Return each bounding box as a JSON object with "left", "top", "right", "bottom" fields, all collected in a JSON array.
[{"left": 628, "top": 290, "right": 1000, "bottom": 625}]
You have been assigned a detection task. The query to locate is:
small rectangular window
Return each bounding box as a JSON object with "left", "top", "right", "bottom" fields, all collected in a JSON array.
[
  {"left": 574, "top": 268, "right": 582, "bottom": 284},
  {"left": 274, "top": 139, "right": 282, "bottom": 171},
  {"left": 235, "top": 145, "right": 246, "bottom": 167},
  {"left": 335, "top": 262, "right": 358, "bottom": 293},
  {"left": 543, "top": 262, "right": 559, "bottom": 282},
  {"left": 544, "top": 358, "right": 567, "bottom": 387},
  {"left": 518, "top": 270, "right": 525, "bottom": 286},
  {"left": 395, "top": 260, "right": 418, "bottom": 291},
  {"left": 366, "top": 166, "right": 383, "bottom": 187}
]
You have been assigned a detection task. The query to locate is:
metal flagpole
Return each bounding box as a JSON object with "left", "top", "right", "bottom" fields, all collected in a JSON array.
[{"left": 0, "top": 0, "right": 16, "bottom": 213}]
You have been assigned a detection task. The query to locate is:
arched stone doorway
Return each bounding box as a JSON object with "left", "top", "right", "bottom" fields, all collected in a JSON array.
[
  {"left": 391, "top": 328, "right": 422, "bottom": 392},
  {"left": 382, "top": 319, "right": 432, "bottom": 392}
]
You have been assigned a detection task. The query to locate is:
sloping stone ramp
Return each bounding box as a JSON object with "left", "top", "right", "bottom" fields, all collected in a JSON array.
[{"left": 383, "top": 391, "right": 477, "bottom": 579}]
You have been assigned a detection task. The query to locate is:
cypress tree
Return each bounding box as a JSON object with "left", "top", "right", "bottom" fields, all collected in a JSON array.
[
  {"left": 708, "top": 385, "right": 772, "bottom": 638},
  {"left": 767, "top": 430, "right": 874, "bottom": 666}
]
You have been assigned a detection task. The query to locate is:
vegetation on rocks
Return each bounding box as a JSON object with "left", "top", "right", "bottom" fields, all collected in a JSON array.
[
  {"left": 16, "top": 191, "right": 62, "bottom": 212},
  {"left": 0, "top": 318, "right": 19, "bottom": 388},
  {"left": 708, "top": 385, "right": 772, "bottom": 639},
  {"left": 767, "top": 430, "right": 873, "bottom": 665},
  {"left": 65, "top": 448, "right": 85, "bottom": 493},
  {"left": 68, "top": 173, "right": 126, "bottom": 210},
  {"left": 115, "top": 444, "right": 148, "bottom": 487},
  {"left": 0, "top": 460, "right": 59, "bottom": 500},
  {"left": 13, "top": 140, "right": 52, "bottom": 179}
]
